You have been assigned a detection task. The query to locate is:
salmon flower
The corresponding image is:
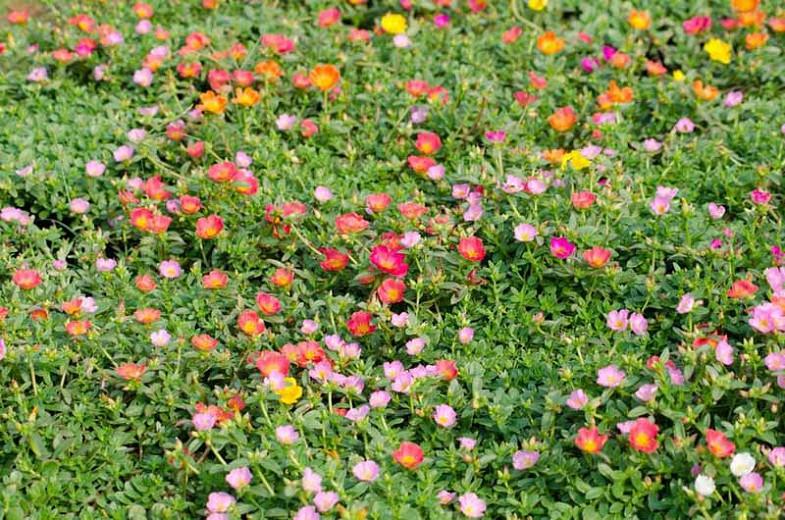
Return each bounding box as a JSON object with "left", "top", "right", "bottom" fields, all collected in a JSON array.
[
  {"left": 7, "top": 10, "right": 30, "bottom": 25},
  {"left": 628, "top": 418, "right": 659, "bottom": 453},
  {"left": 366, "top": 193, "right": 393, "bottom": 213},
  {"left": 548, "top": 106, "right": 577, "bottom": 132},
  {"left": 66, "top": 320, "right": 91, "bottom": 336},
  {"left": 502, "top": 26, "right": 522, "bottom": 44},
  {"left": 317, "top": 7, "right": 340, "bottom": 28},
  {"left": 347, "top": 311, "right": 376, "bottom": 337},
  {"left": 370, "top": 245, "right": 409, "bottom": 277},
  {"left": 335, "top": 213, "right": 369, "bottom": 235},
  {"left": 692, "top": 80, "right": 719, "bottom": 101},
  {"left": 208, "top": 161, "right": 238, "bottom": 183},
  {"left": 381, "top": 13, "right": 407, "bottom": 35},
  {"left": 180, "top": 195, "right": 202, "bottom": 214},
  {"left": 407, "top": 155, "right": 437, "bottom": 174},
  {"left": 134, "top": 308, "right": 160, "bottom": 324},
  {"left": 192, "top": 334, "right": 218, "bottom": 352},
  {"left": 745, "top": 32, "right": 768, "bottom": 50},
  {"left": 12, "top": 269, "right": 42, "bottom": 290},
  {"left": 195, "top": 215, "right": 224, "bottom": 240},
  {"left": 706, "top": 429, "right": 735, "bottom": 458},
  {"left": 458, "top": 237, "right": 486, "bottom": 262},
  {"left": 536, "top": 32, "right": 565, "bottom": 55},
  {"left": 202, "top": 270, "right": 229, "bottom": 289},
  {"left": 727, "top": 279, "right": 758, "bottom": 299},
  {"left": 270, "top": 268, "right": 294, "bottom": 289},
  {"left": 378, "top": 278, "right": 406, "bottom": 304},
  {"left": 571, "top": 191, "right": 596, "bottom": 209},
  {"left": 261, "top": 34, "right": 295, "bottom": 54},
  {"left": 393, "top": 442, "right": 424, "bottom": 469},
  {"left": 116, "top": 363, "right": 147, "bottom": 381},
  {"left": 198, "top": 91, "right": 227, "bottom": 114},
  {"left": 256, "top": 351, "right": 290, "bottom": 377},
  {"left": 256, "top": 292, "right": 282, "bottom": 316},
  {"left": 583, "top": 247, "right": 612, "bottom": 268},
  {"left": 309, "top": 64, "right": 340, "bottom": 92},
  {"left": 319, "top": 248, "right": 350, "bottom": 272},
  {"left": 415, "top": 131, "right": 442, "bottom": 155},
  {"left": 135, "top": 274, "right": 157, "bottom": 293},
  {"left": 628, "top": 10, "right": 651, "bottom": 30},
  {"left": 237, "top": 310, "right": 266, "bottom": 337},
  {"left": 575, "top": 426, "right": 609, "bottom": 454}
]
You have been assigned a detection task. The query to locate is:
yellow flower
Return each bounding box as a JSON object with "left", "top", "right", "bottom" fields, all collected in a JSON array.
[
  {"left": 275, "top": 377, "right": 303, "bottom": 405},
  {"left": 672, "top": 70, "right": 685, "bottom": 82},
  {"left": 528, "top": 0, "right": 548, "bottom": 11},
  {"left": 704, "top": 38, "right": 732, "bottom": 64},
  {"left": 561, "top": 151, "right": 590, "bottom": 170},
  {"left": 380, "top": 13, "right": 407, "bottom": 35}
]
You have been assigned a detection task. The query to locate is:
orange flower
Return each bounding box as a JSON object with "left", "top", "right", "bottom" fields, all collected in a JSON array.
[
  {"left": 628, "top": 10, "right": 651, "bottom": 30},
  {"left": 692, "top": 80, "right": 719, "bottom": 101},
  {"left": 116, "top": 363, "right": 147, "bottom": 381},
  {"left": 583, "top": 247, "right": 612, "bottom": 268},
  {"left": 65, "top": 320, "right": 91, "bottom": 336},
  {"left": 738, "top": 10, "right": 765, "bottom": 27},
  {"left": 197, "top": 91, "right": 227, "bottom": 114},
  {"left": 233, "top": 87, "right": 261, "bottom": 106},
  {"left": 254, "top": 60, "right": 283, "bottom": 81},
  {"left": 645, "top": 60, "right": 667, "bottom": 77},
  {"left": 7, "top": 10, "right": 30, "bottom": 25},
  {"left": 309, "top": 64, "right": 341, "bottom": 92},
  {"left": 542, "top": 148, "right": 566, "bottom": 164},
  {"left": 191, "top": 334, "right": 218, "bottom": 352},
  {"left": 134, "top": 308, "right": 161, "bottom": 324},
  {"left": 536, "top": 32, "right": 565, "bottom": 55},
  {"left": 575, "top": 426, "right": 609, "bottom": 454},
  {"left": 548, "top": 106, "right": 577, "bottom": 132},
  {"left": 598, "top": 81, "right": 633, "bottom": 109},
  {"left": 745, "top": 32, "right": 768, "bottom": 50},
  {"left": 731, "top": 0, "right": 759, "bottom": 12}
]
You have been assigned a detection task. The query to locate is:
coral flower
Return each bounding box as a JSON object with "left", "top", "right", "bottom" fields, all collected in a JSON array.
[
  {"left": 370, "top": 245, "right": 409, "bottom": 277},
  {"left": 260, "top": 34, "right": 295, "bottom": 54},
  {"left": 255, "top": 292, "right": 282, "bottom": 316},
  {"left": 256, "top": 351, "right": 290, "bottom": 377},
  {"left": 502, "top": 26, "right": 522, "bottom": 44},
  {"left": 548, "top": 106, "right": 577, "bottom": 132},
  {"left": 378, "top": 278, "right": 406, "bottom": 304},
  {"left": 575, "top": 426, "right": 608, "bottom": 454},
  {"left": 347, "top": 311, "right": 376, "bottom": 337},
  {"left": 191, "top": 334, "right": 218, "bottom": 352},
  {"left": 458, "top": 237, "right": 486, "bottom": 262},
  {"left": 335, "top": 212, "right": 369, "bottom": 234},
  {"left": 583, "top": 247, "right": 611, "bottom": 268},
  {"left": 727, "top": 279, "right": 758, "bottom": 299},
  {"left": 706, "top": 429, "right": 736, "bottom": 458},
  {"left": 237, "top": 310, "right": 266, "bottom": 336},
  {"left": 537, "top": 32, "right": 565, "bottom": 55},
  {"left": 66, "top": 320, "right": 91, "bottom": 336},
  {"left": 116, "top": 363, "right": 147, "bottom": 381},
  {"left": 309, "top": 64, "right": 340, "bottom": 92},
  {"left": 202, "top": 270, "right": 228, "bottom": 289},
  {"left": 415, "top": 131, "right": 442, "bottom": 155},
  {"left": 692, "top": 80, "right": 719, "bottom": 101},
  {"left": 628, "top": 418, "right": 659, "bottom": 453},
  {"left": 571, "top": 191, "right": 596, "bottom": 209},
  {"left": 12, "top": 269, "right": 42, "bottom": 290},
  {"left": 317, "top": 7, "right": 340, "bottom": 28},
  {"left": 366, "top": 193, "right": 393, "bottom": 213},
  {"left": 393, "top": 441, "right": 424, "bottom": 469},
  {"left": 195, "top": 215, "right": 224, "bottom": 239}
]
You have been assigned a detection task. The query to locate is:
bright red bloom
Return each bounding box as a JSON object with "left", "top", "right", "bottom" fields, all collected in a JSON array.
[
  {"left": 319, "top": 248, "right": 350, "bottom": 272},
  {"left": 12, "top": 269, "right": 42, "bottom": 290},
  {"left": 727, "top": 279, "right": 758, "bottom": 299},
  {"left": 347, "top": 311, "right": 376, "bottom": 337},
  {"left": 575, "top": 426, "right": 609, "bottom": 454},
  {"left": 393, "top": 442, "right": 424, "bottom": 470},
  {"left": 195, "top": 215, "right": 224, "bottom": 239},
  {"left": 378, "top": 278, "right": 406, "bottom": 305},
  {"left": 370, "top": 246, "right": 409, "bottom": 277},
  {"left": 256, "top": 350, "right": 290, "bottom": 377},
  {"left": 706, "top": 429, "right": 735, "bottom": 458},
  {"left": 237, "top": 310, "right": 266, "bottom": 337},
  {"left": 255, "top": 292, "right": 282, "bottom": 316},
  {"left": 202, "top": 270, "right": 228, "bottom": 289},
  {"left": 458, "top": 237, "right": 486, "bottom": 262},
  {"left": 628, "top": 418, "right": 659, "bottom": 453},
  {"left": 335, "top": 212, "right": 369, "bottom": 235},
  {"left": 582, "top": 247, "right": 612, "bottom": 268},
  {"left": 415, "top": 131, "right": 442, "bottom": 155}
]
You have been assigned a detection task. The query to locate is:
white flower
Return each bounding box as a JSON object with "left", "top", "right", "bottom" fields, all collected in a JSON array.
[
  {"left": 730, "top": 452, "right": 756, "bottom": 476},
  {"left": 694, "top": 474, "right": 715, "bottom": 496}
]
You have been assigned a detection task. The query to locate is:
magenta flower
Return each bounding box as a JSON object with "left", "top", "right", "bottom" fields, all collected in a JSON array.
[
  {"left": 352, "top": 460, "right": 380, "bottom": 482},
  {"left": 0, "top": 338, "right": 5, "bottom": 361},
  {"left": 750, "top": 188, "right": 772, "bottom": 205},
  {"left": 484, "top": 130, "right": 507, "bottom": 143},
  {"left": 512, "top": 450, "right": 540, "bottom": 470},
  {"left": 434, "top": 13, "right": 451, "bottom": 28},
  {"left": 549, "top": 236, "right": 575, "bottom": 259},
  {"left": 597, "top": 365, "right": 626, "bottom": 388},
  {"left": 458, "top": 492, "right": 487, "bottom": 518},
  {"left": 566, "top": 389, "right": 588, "bottom": 410}
]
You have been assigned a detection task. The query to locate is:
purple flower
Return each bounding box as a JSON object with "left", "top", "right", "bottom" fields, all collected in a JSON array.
[
  {"left": 27, "top": 67, "right": 48, "bottom": 82},
  {"left": 410, "top": 105, "right": 428, "bottom": 124}
]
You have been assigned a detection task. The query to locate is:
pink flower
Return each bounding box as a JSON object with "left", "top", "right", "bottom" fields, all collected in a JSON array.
[
  {"left": 314, "top": 491, "right": 339, "bottom": 512},
  {"left": 485, "top": 130, "right": 507, "bottom": 143},
  {"left": 314, "top": 186, "right": 333, "bottom": 202},
  {"left": 293, "top": 506, "right": 320, "bottom": 520},
  {"left": 352, "top": 460, "right": 380, "bottom": 482},
  {"left": 346, "top": 405, "right": 370, "bottom": 422},
  {"left": 206, "top": 492, "right": 235, "bottom": 514},
  {"left": 642, "top": 138, "right": 662, "bottom": 152},
  {"left": 275, "top": 424, "right": 299, "bottom": 444},
  {"left": 566, "top": 389, "right": 588, "bottom": 410},
  {"left": 133, "top": 67, "right": 153, "bottom": 87},
  {"left": 650, "top": 196, "right": 671, "bottom": 216},
  {"left": 276, "top": 114, "right": 297, "bottom": 130},
  {"left": 96, "top": 258, "right": 117, "bottom": 272},
  {"left": 458, "top": 492, "right": 486, "bottom": 518},
  {"left": 369, "top": 390, "right": 391, "bottom": 408},
  {"left": 159, "top": 260, "right": 182, "bottom": 279},
  {"left": 85, "top": 160, "right": 106, "bottom": 177},
  {"left": 27, "top": 67, "right": 48, "bottom": 82},
  {"left": 764, "top": 352, "right": 785, "bottom": 371},
  {"left": 549, "top": 237, "right": 575, "bottom": 259},
  {"left": 113, "top": 145, "right": 134, "bottom": 162},
  {"left": 225, "top": 467, "right": 252, "bottom": 490},
  {"left": 724, "top": 91, "right": 743, "bottom": 108},
  {"left": 707, "top": 203, "right": 725, "bottom": 219},
  {"left": 302, "top": 467, "right": 322, "bottom": 494},
  {"left": 151, "top": 329, "right": 171, "bottom": 347},
  {"left": 675, "top": 117, "right": 695, "bottom": 133},
  {"left": 391, "top": 312, "right": 410, "bottom": 327},
  {"left": 406, "top": 337, "right": 427, "bottom": 356},
  {"left": 768, "top": 447, "right": 785, "bottom": 467},
  {"left": 437, "top": 490, "right": 456, "bottom": 504},
  {"left": 606, "top": 309, "right": 629, "bottom": 331},
  {"left": 716, "top": 339, "right": 734, "bottom": 366},
  {"left": 0, "top": 338, "right": 5, "bottom": 361},
  {"left": 433, "top": 404, "right": 457, "bottom": 427},
  {"left": 676, "top": 293, "right": 696, "bottom": 314},
  {"left": 69, "top": 198, "right": 90, "bottom": 214},
  {"left": 597, "top": 365, "right": 625, "bottom": 388},
  {"left": 192, "top": 412, "right": 216, "bottom": 431},
  {"left": 635, "top": 383, "right": 658, "bottom": 402},
  {"left": 739, "top": 472, "right": 763, "bottom": 493},
  {"left": 459, "top": 437, "right": 477, "bottom": 450},
  {"left": 766, "top": 267, "right": 785, "bottom": 292},
  {"left": 750, "top": 304, "right": 785, "bottom": 334},
  {"left": 458, "top": 327, "right": 474, "bottom": 344},
  {"left": 750, "top": 189, "right": 772, "bottom": 205},
  {"left": 512, "top": 450, "right": 540, "bottom": 470},
  {"left": 514, "top": 223, "right": 538, "bottom": 242},
  {"left": 630, "top": 313, "right": 648, "bottom": 335}
]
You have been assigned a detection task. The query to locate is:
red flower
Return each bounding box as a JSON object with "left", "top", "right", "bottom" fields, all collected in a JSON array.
[
  {"left": 370, "top": 245, "right": 409, "bottom": 277},
  {"left": 256, "top": 351, "right": 290, "bottom": 377},
  {"left": 393, "top": 442, "right": 424, "bottom": 470},
  {"left": 347, "top": 311, "right": 376, "bottom": 337},
  {"left": 378, "top": 278, "right": 406, "bottom": 305},
  {"left": 628, "top": 418, "right": 659, "bottom": 453},
  {"left": 12, "top": 269, "right": 42, "bottom": 290},
  {"left": 319, "top": 248, "right": 350, "bottom": 272},
  {"left": 335, "top": 212, "right": 369, "bottom": 235},
  {"left": 575, "top": 426, "right": 608, "bottom": 454},
  {"left": 458, "top": 237, "right": 486, "bottom": 262},
  {"left": 195, "top": 214, "right": 224, "bottom": 239},
  {"left": 706, "top": 429, "right": 735, "bottom": 458},
  {"left": 255, "top": 292, "right": 282, "bottom": 316}
]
